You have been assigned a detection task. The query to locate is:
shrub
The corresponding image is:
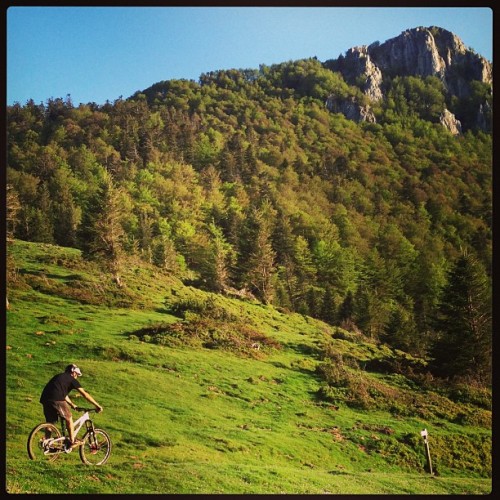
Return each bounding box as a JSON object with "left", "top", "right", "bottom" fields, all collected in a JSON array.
[
  {"left": 130, "top": 317, "right": 281, "bottom": 357},
  {"left": 447, "top": 383, "right": 491, "bottom": 410},
  {"left": 167, "top": 292, "right": 238, "bottom": 321},
  {"left": 316, "top": 383, "right": 347, "bottom": 405},
  {"left": 315, "top": 357, "right": 374, "bottom": 409},
  {"left": 331, "top": 326, "right": 366, "bottom": 343}
]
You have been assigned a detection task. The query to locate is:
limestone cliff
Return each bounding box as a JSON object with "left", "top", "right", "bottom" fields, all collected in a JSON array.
[
  {"left": 368, "top": 26, "right": 492, "bottom": 95},
  {"left": 325, "top": 26, "right": 492, "bottom": 133}
]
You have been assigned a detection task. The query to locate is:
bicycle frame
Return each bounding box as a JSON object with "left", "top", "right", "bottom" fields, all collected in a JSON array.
[
  {"left": 44, "top": 411, "right": 94, "bottom": 451},
  {"left": 71, "top": 411, "right": 93, "bottom": 436}
]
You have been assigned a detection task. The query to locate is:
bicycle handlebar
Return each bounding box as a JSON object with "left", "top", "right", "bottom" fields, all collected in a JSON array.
[{"left": 75, "top": 407, "right": 100, "bottom": 413}]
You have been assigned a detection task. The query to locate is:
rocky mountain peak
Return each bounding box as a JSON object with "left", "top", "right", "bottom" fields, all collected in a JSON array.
[
  {"left": 325, "top": 26, "right": 492, "bottom": 133},
  {"left": 370, "top": 26, "right": 447, "bottom": 77},
  {"left": 367, "top": 26, "right": 491, "bottom": 87}
]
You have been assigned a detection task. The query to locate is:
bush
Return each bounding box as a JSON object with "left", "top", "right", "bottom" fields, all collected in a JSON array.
[
  {"left": 331, "top": 326, "right": 366, "bottom": 343},
  {"left": 316, "top": 357, "right": 374, "bottom": 409},
  {"left": 316, "top": 383, "right": 347, "bottom": 404},
  {"left": 447, "top": 383, "right": 491, "bottom": 410},
  {"left": 130, "top": 317, "right": 281, "bottom": 357},
  {"left": 167, "top": 292, "right": 239, "bottom": 322}
]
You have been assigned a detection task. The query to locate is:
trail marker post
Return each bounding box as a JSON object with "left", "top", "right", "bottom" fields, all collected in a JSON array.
[{"left": 420, "top": 428, "right": 433, "bottom": 475}]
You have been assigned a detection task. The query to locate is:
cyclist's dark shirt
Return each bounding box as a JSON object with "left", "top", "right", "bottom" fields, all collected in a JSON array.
[{"left": 39, "top": 372, "right": 82, "bottom": 403}]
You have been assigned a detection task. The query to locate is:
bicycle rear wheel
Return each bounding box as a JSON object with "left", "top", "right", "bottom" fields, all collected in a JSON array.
[
  {"left": 27, "top": 423, "right": 63, "bottom": 462},
  {"left": 79, "top": 428, "right": 112, "bottom": 465}
]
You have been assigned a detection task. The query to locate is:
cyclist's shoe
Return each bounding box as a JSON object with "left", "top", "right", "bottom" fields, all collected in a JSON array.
[
  {"left": 63, "top": 438, "right": 83, "bottom": 452},
  {"left": 63, "top": 438, "right": 72, "bottom": 453}
]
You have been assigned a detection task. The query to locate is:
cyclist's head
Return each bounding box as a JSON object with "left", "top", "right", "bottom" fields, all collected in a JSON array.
[{"left": 65, "top": 364, "right": 82, "bottom": 376}]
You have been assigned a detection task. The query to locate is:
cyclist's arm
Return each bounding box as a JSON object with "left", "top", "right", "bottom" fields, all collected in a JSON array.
[
  {"left": 65, "top": 395, "right": 77, "bottom": 410},
  {"left": 77, "top": 387, "right": 103, "bottom": 412}
]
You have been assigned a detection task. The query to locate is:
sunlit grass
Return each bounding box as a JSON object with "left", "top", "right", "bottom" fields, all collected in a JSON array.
[{"left": 6, "top": 240, "right": 491, "bottom": 494}]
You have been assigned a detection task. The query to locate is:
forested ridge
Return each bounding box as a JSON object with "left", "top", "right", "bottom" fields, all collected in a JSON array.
[{"left": 6, "top": 48, "right": 492, "bottom": 385}]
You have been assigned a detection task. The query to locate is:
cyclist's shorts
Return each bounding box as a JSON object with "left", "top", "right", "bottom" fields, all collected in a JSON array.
[{"left": 42, "top": 401, "right": 72, "bottom": 423}]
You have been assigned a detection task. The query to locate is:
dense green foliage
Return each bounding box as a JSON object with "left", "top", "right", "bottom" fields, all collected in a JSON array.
[{"left": 6, "top": 57, "right": 491, "bottom": 383}]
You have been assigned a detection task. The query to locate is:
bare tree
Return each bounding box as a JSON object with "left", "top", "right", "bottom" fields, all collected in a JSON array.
[{"left": 6, "top": 184, "right": 21, "bottom": 309}]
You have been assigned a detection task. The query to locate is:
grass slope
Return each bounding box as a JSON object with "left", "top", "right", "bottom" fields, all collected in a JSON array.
[{"left": 5, "top": 241, "right": 492, "bottom": 494}]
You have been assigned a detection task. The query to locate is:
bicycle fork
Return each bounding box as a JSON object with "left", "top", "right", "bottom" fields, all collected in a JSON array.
[{"left": 84, "top": 419, "right": 99, "bottom": 454}]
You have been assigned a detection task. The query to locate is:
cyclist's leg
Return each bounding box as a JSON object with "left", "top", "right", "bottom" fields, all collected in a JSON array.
[
  {"left": 42, "top": 402, "right": 59, "bottom": 439},
  {"left": 52, "top": 401, "right": 76, "bottom": 443},
  {"left": 65, "top": 415, "right": 75, "bottom": 442}
]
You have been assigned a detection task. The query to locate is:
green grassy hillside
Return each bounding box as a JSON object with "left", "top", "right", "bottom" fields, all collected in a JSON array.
[{"left": 5, "top": 240, "right": 491, "bottom": 494}]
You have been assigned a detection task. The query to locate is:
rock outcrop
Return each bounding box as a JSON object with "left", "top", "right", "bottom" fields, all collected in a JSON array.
[
  {"left": 325, "top": 95, "right": 376, "bottom": 123},
  {"left": 369, "top": 26, "right": 492, "bottom": 97},
  {"left": 439, "top": 108, "right": 462, "bottom": 136},
  {"left": 340, "top": 46, "right": 383, "bottom": 102},
  {"left": 325, "top": 26, "right": 492, "bottom": 133}
]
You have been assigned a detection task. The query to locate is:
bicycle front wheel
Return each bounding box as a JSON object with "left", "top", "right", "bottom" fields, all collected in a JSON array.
[
  {"left": 79, "top": 428, "right": 112, "bottom": 465},
  {"left": 27, "top": 423, "right": 63, "bottom": 462}
]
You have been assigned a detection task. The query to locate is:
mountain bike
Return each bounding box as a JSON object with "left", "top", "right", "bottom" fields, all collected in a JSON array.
[{"left": 27, "top": 407, "right": 111, "bottom": 465}]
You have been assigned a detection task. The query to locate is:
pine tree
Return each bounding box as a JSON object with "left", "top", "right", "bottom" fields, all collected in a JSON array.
[
  {"left": 320, "top": 285, "right": 337, "bottom": 324},
  {"left": 244, "top": 201, "right": 277, "bottom": 304},
  {"left": 430, "top": 250, "right": 492, "bottom": 384},
  {"left": 337, "top": 290, "right": 355, "bottom": 327},
  {"left": 381, "top": 299, "right": 419, "bottom": 354},
  {"left": 32, "top": 183, "right": 54, "bottom": 243},
  {"left": 205, "top": 222, "right": 235, "bottom": 292},
  {"left": 50, "top": 167, "right": 82, "bottom": 247},
  {"left": 80, "top": 172, "right": 127, "bottom": 286}
]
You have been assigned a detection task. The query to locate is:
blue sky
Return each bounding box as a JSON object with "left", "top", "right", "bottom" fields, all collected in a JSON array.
[{"left": 7, "top": 6, "right": 493, "bottom": 106}]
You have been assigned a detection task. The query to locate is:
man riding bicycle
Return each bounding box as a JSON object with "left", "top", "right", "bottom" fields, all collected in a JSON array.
[{"left": 39, "top": 364, "right": 103, "bottom": 449}]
